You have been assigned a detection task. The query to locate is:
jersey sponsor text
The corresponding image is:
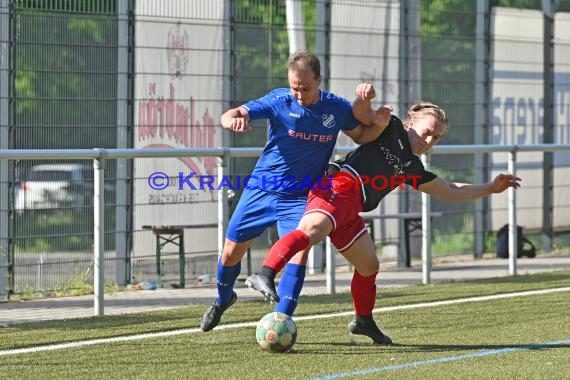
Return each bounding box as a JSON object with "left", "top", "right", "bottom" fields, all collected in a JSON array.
[{"left": 288, "top": 129, "right": 334, "bottom": 142}]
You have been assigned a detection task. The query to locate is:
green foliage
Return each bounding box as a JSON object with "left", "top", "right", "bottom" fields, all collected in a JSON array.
[
  {"left": 14, "top": 209, "right": 115, "bottom": 252},
  {"left": 15, "top": 277, "right": 121, "bottom": 300},
  {"left": 432, "top": 230, "right": 475, "bottom": 255},
  {"left": 420, "top": 1, "right": 477, "bottom": 145},
  {"left": 14, "top": 0, "right": 117, "bottom": 13},
  {"left": 231, "top": 1, "right": 319, "bottom": 172},
  {"left": 233, "top": 2, "right": 288, "bottom": 97},
  {"left": 233, "top": 0, "right": 319, "bottom": 105},
  {"left": 429, "top": 165, "right": 474, "bottom": 183},
  {"left": 13, "top": 8, "right": 117, "bottom": 149},
  {"left": 492, "top": 0, "right": 541, "bottom": 8},
  {"left": 14, "top": 210, "right": 90, "bottom": 252},
  {"left": 54, "top": 269, "right": 95, "bottom": 297}
]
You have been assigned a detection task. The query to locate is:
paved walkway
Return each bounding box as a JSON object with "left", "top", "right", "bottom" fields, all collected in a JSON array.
[{"left": 1, "top": 255, "right": 569, "bottom": 325}]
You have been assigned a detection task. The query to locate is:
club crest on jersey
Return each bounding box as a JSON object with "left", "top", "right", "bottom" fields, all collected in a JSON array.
[{"left": 322, "top": 114, "right": 336, "bottom": 128}]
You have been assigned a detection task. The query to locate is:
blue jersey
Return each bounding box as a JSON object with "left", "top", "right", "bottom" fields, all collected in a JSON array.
[{"left": 243, "top": 88, "right": 359, "bottom": 196}]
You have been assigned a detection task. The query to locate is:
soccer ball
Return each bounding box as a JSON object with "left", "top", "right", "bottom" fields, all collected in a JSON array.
[{"left": 256, "top": 312, "right": 297, "bottom": 353}]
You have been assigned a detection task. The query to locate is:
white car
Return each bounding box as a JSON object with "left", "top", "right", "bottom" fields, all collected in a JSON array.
[{"left": 14, "top": 164, "right": 96, "bottom": 211}]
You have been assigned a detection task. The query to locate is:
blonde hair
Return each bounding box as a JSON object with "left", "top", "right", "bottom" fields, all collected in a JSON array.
[{"left": 404, "top": 101, "right": 448, "bottom": 130}]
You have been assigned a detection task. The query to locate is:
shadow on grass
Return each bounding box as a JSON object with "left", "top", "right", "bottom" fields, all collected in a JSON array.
[
  {"left": 291, "top": 341, "right": 570, "bottom": 355},
  {"left": 388, "top": 342, "right": 570, "bottom": 352}
]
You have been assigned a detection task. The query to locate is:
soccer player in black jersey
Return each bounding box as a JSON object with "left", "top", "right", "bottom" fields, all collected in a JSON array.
[{"left": 245, "top": 83, "right": 521, "bottom": 345}]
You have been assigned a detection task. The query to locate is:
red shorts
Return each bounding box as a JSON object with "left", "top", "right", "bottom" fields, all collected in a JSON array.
[{"left": 305, "top": 172, "right": 367, "bottom": 251}]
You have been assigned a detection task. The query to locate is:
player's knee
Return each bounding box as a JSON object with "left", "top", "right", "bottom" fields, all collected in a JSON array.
[
  {"left": 356, "top": 267, "right": 378, "bottom": 278},
  {"left": 221, "top": 243, "right": 249, "bottom": 265},
  {"left": 300, "top": 225, "right": 327, "bottom": 245},
  {"left": 355, "top": 257, "right": 379, "bottom": 277},
  {"left": 298, "top": 215, "right": 332, "bottom": 243},
  {"left": 220, "top": 251, "right": 240, "bottom": 265},
  {"left": 371, "top": 259, "right": 380, "bottom": 273}
]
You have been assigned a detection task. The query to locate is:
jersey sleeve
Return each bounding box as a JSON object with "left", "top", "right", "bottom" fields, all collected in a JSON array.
[
  {"left": 338, "top": 97, "right": 360, "bottom": 131},
  {"left": 405, "top": 155, "right": 437, "bottom": 188},
  {"left": 241, "top": 88, "right": 287, "bottom": 121}
]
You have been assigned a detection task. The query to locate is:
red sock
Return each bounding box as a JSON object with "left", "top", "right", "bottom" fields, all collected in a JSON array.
[
  {"left": 351, "top": 270, "right": 377, "bottom": 316},
  {"left": 262, "top": 230, "right": 310, "bottom": 273}
]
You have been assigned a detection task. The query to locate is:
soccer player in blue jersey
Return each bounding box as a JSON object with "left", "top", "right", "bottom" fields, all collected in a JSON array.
[{"left": 200, "top": 51, "right": 386, "bottom": 332}]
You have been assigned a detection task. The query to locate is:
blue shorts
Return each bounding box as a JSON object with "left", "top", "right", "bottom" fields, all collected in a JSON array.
[{"left": 226, "top": 188, "right": 307, "bottom": 243}]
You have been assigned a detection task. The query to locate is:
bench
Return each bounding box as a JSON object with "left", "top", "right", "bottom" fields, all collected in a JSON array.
[
  {"left": 360, "top": 212, "right": 443, "bottom": 267},
  {"left": 142, "top": 224, "right": 217, "bottom": 288}
]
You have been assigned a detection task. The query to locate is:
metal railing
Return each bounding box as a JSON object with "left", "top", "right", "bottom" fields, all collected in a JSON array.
[{"left": 1, "top": 143, "right": 569, "bottom": 315}]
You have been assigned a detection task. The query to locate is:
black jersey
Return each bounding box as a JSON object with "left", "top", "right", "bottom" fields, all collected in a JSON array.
[{"left": 329, "top": 115, "right": 437, "bottom": 212}]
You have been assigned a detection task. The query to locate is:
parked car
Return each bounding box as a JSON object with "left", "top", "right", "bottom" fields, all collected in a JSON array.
[{"left": 14, "top": 163, "right": 103, "bottom": 211}]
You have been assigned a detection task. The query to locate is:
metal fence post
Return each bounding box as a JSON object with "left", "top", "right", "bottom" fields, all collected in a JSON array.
[
  {"left": 508, "top": 149, "right": 517, "bottom": 276},
  {"left": 421, "top": 153, "right": 432, "bottom": 284},
  {"left": 541, "top": 1, "right": 556, "bottom": 252},
  {"left": 115, "top": 0, "right": 133, "bottom": 286},
  {"left": 473, "top": 0, "right": 490, "bottom": 259},
  {"left": 217, "top": 151, "right": 228, "bottom": 258},
  {"left": 93, "top": 150, "right": 106, "bottom": 316},
  {"left": 325, "top": 237, "right": 335, "bottom": 294},
  {"left": 0, "top": 0, "right": 11, "bottom": 300},
  {"left": 178, "top": 230, "right": 185, "bottom": 288}
]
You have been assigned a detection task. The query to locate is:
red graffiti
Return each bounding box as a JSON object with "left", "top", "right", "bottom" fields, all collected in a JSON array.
[{"left": 137, "top": 82, "right": 217, "bottom": 176}]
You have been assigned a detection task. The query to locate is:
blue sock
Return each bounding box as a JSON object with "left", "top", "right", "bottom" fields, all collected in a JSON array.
[
  {"left": 275, "top": 263, "right": 306, "bottom": 316},
  {"left": 216, "top": 258, "right": 241, "bottom": 306}
]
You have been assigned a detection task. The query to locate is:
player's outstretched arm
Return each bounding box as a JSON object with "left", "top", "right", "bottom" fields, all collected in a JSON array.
[
  {"left": 220, "top": 106, "right": 252, "bottom": 133},
  {"left": 417, "top": 173, "right": 521, "bottom": 202}
]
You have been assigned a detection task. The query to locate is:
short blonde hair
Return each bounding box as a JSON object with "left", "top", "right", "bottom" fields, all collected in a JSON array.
[{"left": 404, "top": 101, "right": 448, "bottom": 130}]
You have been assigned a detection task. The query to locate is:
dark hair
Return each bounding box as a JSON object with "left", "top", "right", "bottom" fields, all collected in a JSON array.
[{"left": 287, "top": 51, "right": 321, "bottom": 79}]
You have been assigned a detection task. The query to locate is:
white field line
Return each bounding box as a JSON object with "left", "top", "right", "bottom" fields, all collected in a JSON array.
[
  {"left": 311, "top": 338, "right": 570, "bottom": 380},
  {"left": 1, "top": 286, "right": 569, "bottom": 357}
]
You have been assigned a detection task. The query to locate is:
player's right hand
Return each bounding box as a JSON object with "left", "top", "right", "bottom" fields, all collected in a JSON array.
[
  {"left": 355, "top": 83, "right": 376, "bottom": 101},
  {"left": 228, "top": 117, "right": 252, "bottom": 133}
]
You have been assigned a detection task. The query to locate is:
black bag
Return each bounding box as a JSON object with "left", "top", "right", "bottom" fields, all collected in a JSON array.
[{"left": 495, "top": 224, "right": 536, "bottom": 258}]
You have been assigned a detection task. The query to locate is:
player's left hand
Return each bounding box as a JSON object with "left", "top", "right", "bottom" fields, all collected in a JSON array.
[{"left": 491, "top": 173, "right": 521, "bottom": 193}]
